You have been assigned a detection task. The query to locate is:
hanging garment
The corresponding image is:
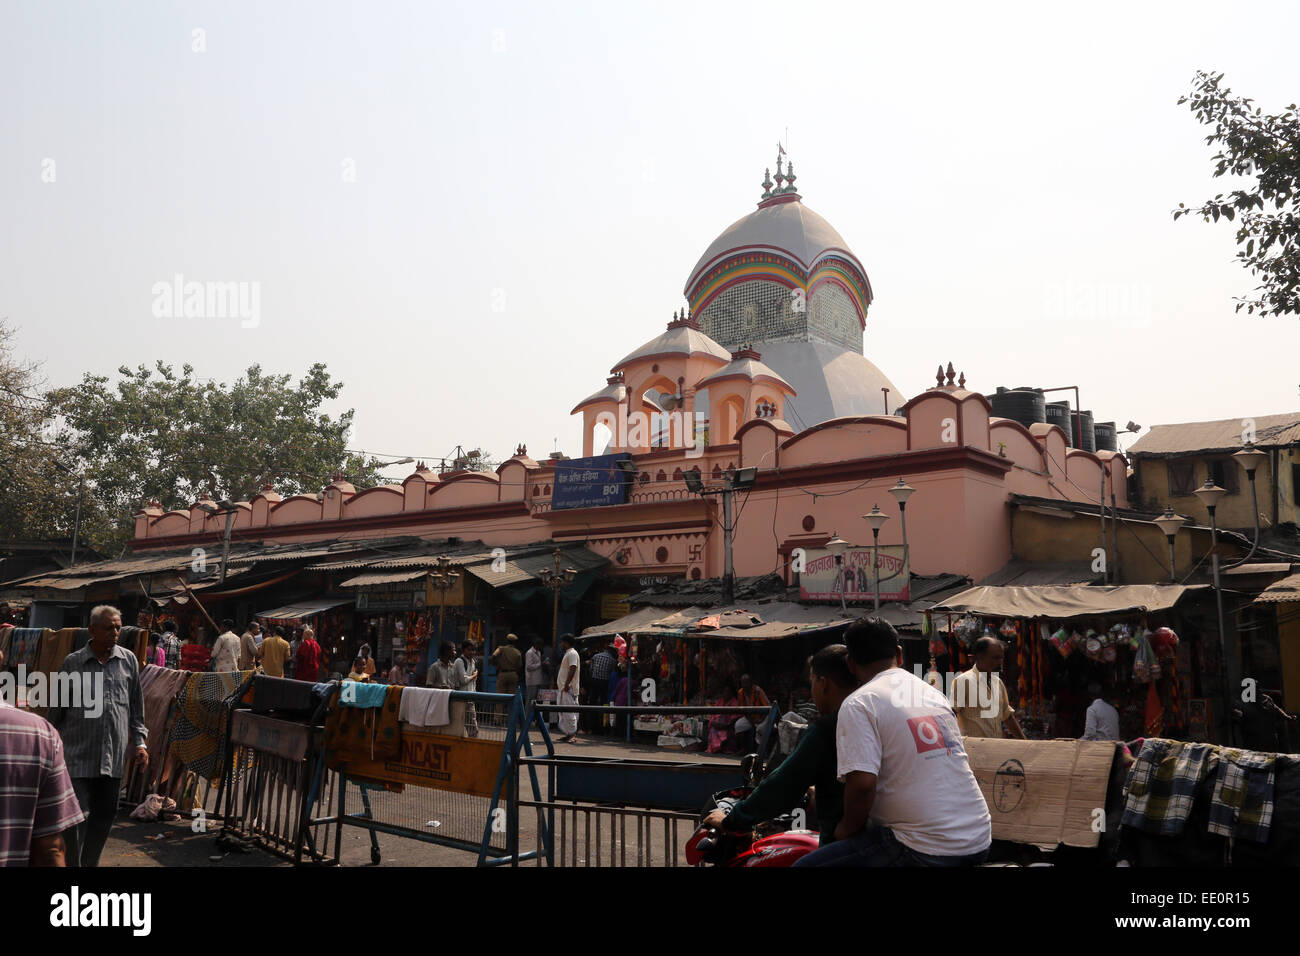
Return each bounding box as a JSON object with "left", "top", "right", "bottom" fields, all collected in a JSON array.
[
  {"left": 1207, "top": 749, "right": 1276, "bottom": 843},
  {"left": 324, "top": 684, "right": 402, "bottom": 767},
  {"left": 339, "top": 681, "right": 389, "bottom": 709},
  {"left": 7, "top": 628, "right": 45, "bottom": 671},
  {"left": 34, "top": 628, "right": 79, "bottom": 679},
  {"left": 250, "top": 675, "right": 319, "bottom": 715},
  {"left": 398, "top": 686, "right": 452, "bottom": 727},
  {"left": 168, "top": 670, "right": 253, "bottom": 781},
  {"left": 1120, "top": 738, "right": 1218, "bottom": 836}
]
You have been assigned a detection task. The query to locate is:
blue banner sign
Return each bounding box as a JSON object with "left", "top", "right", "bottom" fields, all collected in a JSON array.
[{"left": 551, "top": 454, "right": 632, "bottom": 510}]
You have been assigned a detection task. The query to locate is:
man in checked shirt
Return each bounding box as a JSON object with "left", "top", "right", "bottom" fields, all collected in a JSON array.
[{"left": 47, "top": 605, "right": 148, "bottom": 867}]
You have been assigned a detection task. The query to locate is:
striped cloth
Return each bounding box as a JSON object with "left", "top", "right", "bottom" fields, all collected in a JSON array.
[
  {"left": 168, "top": 670, "right": 253, "bottom": 781},
  {"left": 1208, "top": 749, "right": 1276, "bottom": 843},
  {"left": 126, "top": 665, "right": 192, "bottom": 795},
  {"left": 0, "top": 625, "right": 13, "bottom": 666},
  {"left": 0, "top": 706, "right": 86, "bottom": 866},
  {"left": 1120, "top": 738, "right": 1217, "bottom": 836},
  {"left": 33, "top": 629, "right": 78, "bottom": 682}
]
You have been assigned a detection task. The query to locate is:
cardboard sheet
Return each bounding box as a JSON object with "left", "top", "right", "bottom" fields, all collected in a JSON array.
[{"left": 965, "top": 738, "right": 1119, "bottom": 849}]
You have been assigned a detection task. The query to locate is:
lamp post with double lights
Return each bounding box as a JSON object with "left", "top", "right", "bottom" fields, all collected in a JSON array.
[
  {"left": 862, "top": 505, "right": 890, "bottom": 611},
  {"left": 428, "top": 556, "right": 461, "bottom": 652},
  {"left": 825, "top": 533, "right": 849, "bottom": 614},
  {"left": 538, "top": 549, "right": 577, "bottom": 650},
  {"left": 1152, "top": 507, "right": 1185, "bottom": 583}
]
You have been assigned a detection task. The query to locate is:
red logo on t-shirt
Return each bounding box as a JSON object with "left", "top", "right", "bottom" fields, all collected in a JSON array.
[{"left": 907, "top": 715, "right": 947, "bottom": 754}]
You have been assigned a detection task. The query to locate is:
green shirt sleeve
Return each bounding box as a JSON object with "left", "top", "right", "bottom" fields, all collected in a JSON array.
[{"left": 722, "top": 721, "right": 827, "bottom": 832}]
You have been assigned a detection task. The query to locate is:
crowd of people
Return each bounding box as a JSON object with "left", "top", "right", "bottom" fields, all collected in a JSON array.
[{"left": 146, "top": 617, "right": 325, "bottom": 682}]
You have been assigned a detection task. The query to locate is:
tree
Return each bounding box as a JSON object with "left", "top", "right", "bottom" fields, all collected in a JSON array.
[
  {"left": 45, "top": 361, "right": 385, "bottom": 552},
  {"left": 0, "top": 321, "right": 97, "bottom": 547},
  {"left": 1174, "top": 70, "right": 1300, "bottom": 316}
]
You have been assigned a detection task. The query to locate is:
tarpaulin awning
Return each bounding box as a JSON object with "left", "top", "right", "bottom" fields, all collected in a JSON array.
[
  {"left": 931, "top": 584, "right": 1205, "bottom": 619},
  {"left": 582, "top": 602, "right": 854, "bottom": 641},
  {"left": 1254, "top": 573, "right": 1300, "bottom": 604},
  {"left": 254, "top": 597, "right": 354, "bottom": 621}
]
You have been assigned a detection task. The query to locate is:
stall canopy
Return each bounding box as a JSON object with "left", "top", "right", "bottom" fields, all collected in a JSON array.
[
  {"left": 254, "top": 597, "right": 355, "bottom": 621},
  {"left": 932, "top": 584, "right": 1204, "bottom": 619}
]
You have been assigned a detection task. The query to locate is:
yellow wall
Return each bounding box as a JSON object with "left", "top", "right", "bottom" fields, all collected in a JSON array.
[
  {"left": 1135, "top": 452, "right": 1295, "bottom": 531},
  {"left": 1279, "top": 612, "right": 1300, "bottom": 713},
  {"left": 1012, "top": 508, "right": 1243, "bottom": 584}
]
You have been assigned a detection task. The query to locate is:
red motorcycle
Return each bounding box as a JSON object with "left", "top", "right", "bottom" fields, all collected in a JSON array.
[{"left": 685, "top": 766, "right": 820, "bottom": 867}]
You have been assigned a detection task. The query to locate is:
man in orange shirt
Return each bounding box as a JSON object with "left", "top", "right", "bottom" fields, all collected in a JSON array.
[{"left": 260, "top": 626, "right": 292, "bottom": 678}]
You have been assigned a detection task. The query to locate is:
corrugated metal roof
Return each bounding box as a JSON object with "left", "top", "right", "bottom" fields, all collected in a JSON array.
[
  {"left": 254, "top": 597, "right": 355, "bottom": 620},
  {"left": 338, "top": 571, "right": 426, "bottom": 588},
  {"left": 979, "top": 560, "right": 1099, "bottom": 587},
  {"left": 1128, "top": 412, "right": 1300, "bottom": 456},
  {"left": 1253, "top": 574, "right": 1300, "bottom": 604}
]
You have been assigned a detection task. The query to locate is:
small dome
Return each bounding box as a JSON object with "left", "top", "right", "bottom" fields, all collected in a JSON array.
[
  {"left": 752, "top": 341, "right": 903, "bottom": 429},
  {"left": 571, "top": 375, "right": 627, "bottom": 414},
  {"left": 610, "top": 315, "right": 730, "bottom": 373},
  {"left": 696, "top": 348, "right": 796, "bottom": 395}
]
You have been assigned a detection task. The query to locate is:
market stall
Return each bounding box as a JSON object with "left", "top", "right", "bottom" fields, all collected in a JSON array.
[{"left": 930, "top": 584, "right": 1210, "bottom": 741}]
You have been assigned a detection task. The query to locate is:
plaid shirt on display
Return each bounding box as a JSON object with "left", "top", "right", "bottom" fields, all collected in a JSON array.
[
  {"left": 1120, "top": 738, "right": 1217, "bottom": 836},
  {"left": 1207, "top": 749, "right": 1276, "bottom": 843},
  {"left": 160, "top": 632, "right": 181, "bottom": 669}
]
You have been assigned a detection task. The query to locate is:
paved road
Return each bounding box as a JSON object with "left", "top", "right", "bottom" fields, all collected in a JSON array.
[{"left": 101, "top": 731, "right": 744, "bottom": 868}]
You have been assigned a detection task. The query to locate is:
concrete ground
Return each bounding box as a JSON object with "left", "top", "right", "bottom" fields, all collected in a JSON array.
[{"left": 101, "top": 730, "right": 743, "bottom": 868}]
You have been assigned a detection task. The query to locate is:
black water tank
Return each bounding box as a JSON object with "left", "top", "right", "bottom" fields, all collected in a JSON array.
[
  {"left": 989, "top": 387, "right": 1046, "bottom": 428},
  {"left": 1045, "top": 401, "right": 1072, "bottom": 446},
  {"left": 1094, "top": 421, "right": 1118, "bottom": 452},
  {"left": 1071, "top": 409, "right": 1096, "bottom": 453}
]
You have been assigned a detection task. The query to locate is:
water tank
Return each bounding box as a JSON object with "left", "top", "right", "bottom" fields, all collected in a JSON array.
[
  {"left": 1045, "top": 401, "right": 1072, "bottom": 446},
  {"left": 989, "top": 387, "right": 1046, "bottom": 429},
  {"left": 1071, "top": 409, "right": 1096, "bottom": 453},
  {"left": 1094, "top": 421, "right": 1118, "bottom": 452}
]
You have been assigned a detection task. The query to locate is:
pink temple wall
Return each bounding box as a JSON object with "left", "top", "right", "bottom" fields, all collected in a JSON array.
[{"left": 132, "top": 386, "right": 1128, "bottom": 585}]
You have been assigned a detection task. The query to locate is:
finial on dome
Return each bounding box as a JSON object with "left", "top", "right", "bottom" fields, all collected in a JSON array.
[
  {"left": 958, "top": 371, "right": 966, "bottom": 388},
  {"left": 936, "top": 365, "right": 945, "bottom": 388},
  {"left": 945, "top": 362, "right": 956, "bottom": 387},
  {"left": 784, "top": 161, "right": 797, "bottom": 194},
  {"left": 761, "top": 167, "right": 773, "bottom": 200},
  {"left": 774, "top": 155, "right": 786, "bottom": 191}
]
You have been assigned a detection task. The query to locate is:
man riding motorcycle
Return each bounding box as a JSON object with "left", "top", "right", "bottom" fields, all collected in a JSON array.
[{"left": 701, "top": 644, "right": 860, "bottom": 845}]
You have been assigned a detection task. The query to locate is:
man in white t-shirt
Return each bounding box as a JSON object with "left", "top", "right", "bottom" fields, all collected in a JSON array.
[
  {"left": 556, "top": 634, "right": 581, "bottom": 741},
  {"left": 795, "top": 617, "right": 991, "bottom": 866}
]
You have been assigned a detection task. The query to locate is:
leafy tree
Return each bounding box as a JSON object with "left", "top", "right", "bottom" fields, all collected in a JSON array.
[
  {"left": 45, "top": 361, "right": 384, "bottom": 551},
  {"left": 1175, "top": 70, "right": 1300, "bottom": 316},
  {"left": 0, "top": 321, "right": 102, "bottom": 549}
]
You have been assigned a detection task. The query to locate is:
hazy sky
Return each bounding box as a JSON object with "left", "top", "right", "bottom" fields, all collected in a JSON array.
[{"left": 3, "top": 0, "right": 1297, "bottom": 486}]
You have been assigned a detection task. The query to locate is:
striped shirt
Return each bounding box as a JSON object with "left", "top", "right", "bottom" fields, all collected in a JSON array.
[
  {"left": 0, "top": 705, "right": 86, "bottom": 866},
  {"left": 46, "top": 643, "right": 147, "bottom": 779}
]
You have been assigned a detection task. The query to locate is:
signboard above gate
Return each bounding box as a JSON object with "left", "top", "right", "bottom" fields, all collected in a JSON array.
[
  {"left": 799, "top": 544, "right": 910, "bottom": 603},
  {"left": 551, "top": 453, "right": 632, "bottom": 510}
]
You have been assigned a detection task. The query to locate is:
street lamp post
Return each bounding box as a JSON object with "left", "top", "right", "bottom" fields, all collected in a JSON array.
[
  {"left": 538, "top": 549, "right": 577, "bottom": 652},
  {"left": 1194, "top": 478, "right": 1231, "bottom": 737},
  {"left": 428, "top": 556, "right": 461, "bottom": 652},
  {"left": 888, "top": 479, "right": 915, "bottom": 570},
  {"left": 1152, "top": 507, "right": 1185, "bottom": 583},
  {"left": 1225, "top": 442, "right": 1268, "bottom": 569},
  {"left": 682, "top": 466, "right": 756, "bottom": 606},
  {"left": 863, "top": 505, "right": 890, "bottom": 611},
  {"left": 825, "top": 533, "right": 849, "bottom": 614}
]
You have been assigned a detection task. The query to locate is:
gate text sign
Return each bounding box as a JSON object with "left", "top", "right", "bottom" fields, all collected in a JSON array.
[{"left": 345, "top": 727, "right": 502, "bottom": 797}]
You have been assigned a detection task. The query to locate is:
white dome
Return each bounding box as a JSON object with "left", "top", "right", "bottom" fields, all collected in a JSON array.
[
  {"left": 685, "top": 196, "right": 868, "bottom": 293},
  {"left": 753, "top": 341, "right": 904, "bottom": 430}
]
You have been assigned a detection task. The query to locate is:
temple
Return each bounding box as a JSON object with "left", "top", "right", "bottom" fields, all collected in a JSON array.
[{"left": 127, "top": 154, "right": 1128, "bottom": 589}]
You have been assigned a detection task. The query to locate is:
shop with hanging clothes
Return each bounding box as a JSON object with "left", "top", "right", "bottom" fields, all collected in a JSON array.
[{"left": 929, "top": 584, "right": 1216, "bottom": 743}]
